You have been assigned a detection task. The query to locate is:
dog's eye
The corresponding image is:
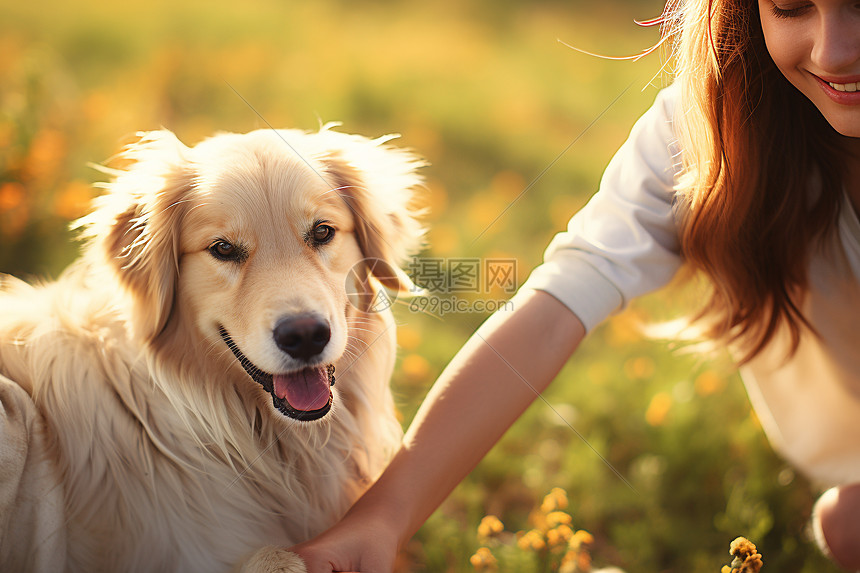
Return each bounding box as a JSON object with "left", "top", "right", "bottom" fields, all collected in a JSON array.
[
  {"left": 209, "top": 240, "right": 244, "bottom": 262},
  {"left": 310, "top": 223, "right": 335, "bottom": 246}
]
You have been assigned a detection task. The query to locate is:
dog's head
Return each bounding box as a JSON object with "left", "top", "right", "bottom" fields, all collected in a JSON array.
[{"left": 81, "top": 126, "right": 424, "bottom": 422}]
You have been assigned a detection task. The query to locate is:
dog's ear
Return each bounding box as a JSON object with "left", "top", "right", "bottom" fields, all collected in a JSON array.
[
  {"left": 80, "top": 130, "right": 193, "bottom": 342},
  {"left": 317, "top": 129, "right": 426, "bottom": 295}
]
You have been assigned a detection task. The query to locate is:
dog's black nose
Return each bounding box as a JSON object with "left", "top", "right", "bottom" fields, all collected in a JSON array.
[{"left": 273, "top": 315, "right": 331, "bottom": 361}]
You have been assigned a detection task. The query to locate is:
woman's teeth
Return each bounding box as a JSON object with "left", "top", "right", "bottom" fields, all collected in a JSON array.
[{"left": 828, "top": 81, "right": 859, "bottom": 93}]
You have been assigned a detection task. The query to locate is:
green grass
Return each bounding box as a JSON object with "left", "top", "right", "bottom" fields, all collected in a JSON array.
[{"left": 0, "top": 0, "right": 840, "bottom": 571}]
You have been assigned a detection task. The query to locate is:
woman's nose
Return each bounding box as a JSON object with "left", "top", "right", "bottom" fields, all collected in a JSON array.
[{"left": 811, "top": 10, "right": 860, "bottom": 73}]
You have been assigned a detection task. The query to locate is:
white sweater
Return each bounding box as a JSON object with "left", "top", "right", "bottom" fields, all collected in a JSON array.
[{"left": 522, "top": 84, "right": 860, "bottom": 488}]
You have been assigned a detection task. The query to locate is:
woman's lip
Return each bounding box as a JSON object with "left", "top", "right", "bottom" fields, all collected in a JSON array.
[
  {"left": 814, "top": 73, "right": 860, "bottom": 84},
  {"left": 811, "top": 74, "right": 860, "bottom": 105}
]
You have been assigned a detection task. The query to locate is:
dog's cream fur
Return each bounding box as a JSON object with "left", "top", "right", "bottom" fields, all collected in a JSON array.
[{"left": 0, "top": 126, "right": 423, "bottom": 572}]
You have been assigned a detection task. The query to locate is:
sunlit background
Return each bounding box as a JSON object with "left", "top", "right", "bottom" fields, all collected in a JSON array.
[{"left": 0, "top": 0, "right": 839, "bottom": 571}]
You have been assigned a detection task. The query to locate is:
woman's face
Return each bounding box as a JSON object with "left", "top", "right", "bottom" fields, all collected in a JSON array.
[{"left": 758, "top": 0, "right": 860, "bottom": 138}]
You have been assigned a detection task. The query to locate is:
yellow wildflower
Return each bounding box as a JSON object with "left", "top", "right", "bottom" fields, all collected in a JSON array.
[
  {"left": 541, "top": 487, "right": 569, "bottom": 513},
  {"left": 477, "top": 515, "right": 505, "bottom": 539},
  {"left": 560, "top": 550, "right": 577, "bottom": 573},
  {"left": 546, "top": 511, "right": 573, "bottom": 528},
  {"left": 729, "top": 537, "right": 757, "bottom": 557},
  {"left": 0, "top": 182, "right": 25, "bottom": 212},
  {"left": 469, "top": 547, "right": 498, "bottom": 571},
  {"left": 571, "top": 529, "right": 594, "bottom": 547},
  {"left": 724, "top": 536, "right": 763, "bottom": 573},
  {"left": 517, "top": 529, "right": 546, "bottom": 552},
  {"left": 546, "top": 524, "right": 574, "bottom": 548},
  {"left": 645, "top": 392, "right": 672, "bottom": 426},
  {"left": 54, "top": 181, "right": 94, "bottom": 220},
  {"left": 395, "top": 325, "right": 422, "bottom": 351},
  {"left": 577, "top": 550, "right": 592, "bottom": 571},
  {"left": 400, "top": 354, "right": 430, "bottom": 380},
  {"left": 695, "top": 370, "right": 726, "bottom": 396}
]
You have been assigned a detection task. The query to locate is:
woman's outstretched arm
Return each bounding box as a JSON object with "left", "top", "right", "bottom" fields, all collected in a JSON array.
[{"left": 291, "top": 288, "right": 586, "bottom": 572}]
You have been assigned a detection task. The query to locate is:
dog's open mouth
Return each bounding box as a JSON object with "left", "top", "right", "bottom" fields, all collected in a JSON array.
[{"left": 219, "top": 326, "right": 335, "bottom": 421}]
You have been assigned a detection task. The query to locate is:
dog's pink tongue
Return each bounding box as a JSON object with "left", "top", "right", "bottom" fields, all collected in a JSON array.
[{"left": 273, "top": 368, "right": 330, "bottom": 411}]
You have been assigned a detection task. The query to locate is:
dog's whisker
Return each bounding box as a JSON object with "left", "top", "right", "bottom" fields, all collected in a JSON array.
[
  {"left": 337, "top": 322, "right": 394, "bottom": 380},
  {"left": 340, "top": 349, "right": 361, "bottom": 363},
  {"left": 345, "top": 339, "right": 371, "bottom": 354},
  {"left": 345, "top": 321, "right": 378, "bottom": 328},
  {"left": 346, "top": 327, "right": 374, "bottom": 338},
  {"left": 345, "top": 318, "right": 382, "bottom": 327},
  {"left": 346, "top": 327, "right": 380, "bottom": 337},
  {"left": 345, "top": 326, "right": 377, "bottom": 333},
  {"left": 345, "top": 319, "right": 378, "bottom": 329},
  {"left": 348, "top": 330, "right": 373, "bottom": 341},
  {"left": 345, "top": 316, "right": 378, "bottom": 323},
  {"left": 344, "top": 348, "right": 369, "bottom": 363}
]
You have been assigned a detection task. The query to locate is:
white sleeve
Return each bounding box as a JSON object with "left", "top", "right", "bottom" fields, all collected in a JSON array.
[{"left": 521, "top": 84, "right": 683, "bottom": 332}]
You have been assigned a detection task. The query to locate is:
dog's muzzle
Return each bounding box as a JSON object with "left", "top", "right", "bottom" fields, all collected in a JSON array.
[{"left": 219, "top": 326, "right": 335, "bottom": 421}]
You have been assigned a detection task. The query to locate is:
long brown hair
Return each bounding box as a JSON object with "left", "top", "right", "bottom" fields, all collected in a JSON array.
[{"left": 661, "top": 0, "right": 849, "bottom": 363}]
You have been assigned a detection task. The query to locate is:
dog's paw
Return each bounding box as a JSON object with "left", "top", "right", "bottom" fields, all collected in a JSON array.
[{"left": 240, "top": 546, "right": 307, "bottom": 573}]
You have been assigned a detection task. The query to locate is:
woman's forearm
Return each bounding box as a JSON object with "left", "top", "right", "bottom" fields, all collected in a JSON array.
[{"left": 345, "top": 288, "right": 586, "bottom": 546}]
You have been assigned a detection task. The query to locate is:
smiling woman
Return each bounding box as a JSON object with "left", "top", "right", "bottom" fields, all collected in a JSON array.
[
  {"left": 758, "top": 0, "right": 860, "bottom": 137},
  {"left": 670, "top": 0, "right": 858, "bottom": 366}
]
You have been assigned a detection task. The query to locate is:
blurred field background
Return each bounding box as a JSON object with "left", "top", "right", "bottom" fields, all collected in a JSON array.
[{"left": 0, "top": 0, "right": 841, "bottom": 571}]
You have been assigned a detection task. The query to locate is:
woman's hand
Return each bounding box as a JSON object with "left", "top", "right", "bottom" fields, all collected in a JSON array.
[{"left": 289, "top": 509, "right": 400, "bottom": 573}]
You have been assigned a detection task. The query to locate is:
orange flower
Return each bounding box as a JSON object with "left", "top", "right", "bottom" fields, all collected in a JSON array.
[
  {"left": 546, "top": 524, "right": 573, "bottom": 547},
  {"left": 541, "top": 487, "right": 569, "bottom": 513},
  {"left": 546, "top": 511, "right": 572, "bottom": 528},
  {"left": 400, "top": 354, "right": 430, "bottom": 380},
  {"left": 516, "top": 529, "right": 546, "bottom": 552},
  {"left": 645, "top": 392, "right": 672, "bottom": 426},
  {"left": 22, "top": 129, "right": 66, "bottom": 185},
  {"left": 0, "top": 182, "right": 25, "bottom": 212},
  {"left": 695, "top": 370, "right": 726, "bottom": 396},
  {"left": 0, "top": 182, "right": 29, "bottom": 240},
  {"left": 477, "top": 515, "right": 504, "bottom": 539},
  {"left": 469, "top": 547, "right": 497, "bottom": 570},
  {"left": 577, "top": 550, "right": 592, "bottom": 571},
  {"left": 725, "top": 536, "right": 763, "bottom": 573},
  {"left": 396, "top": 325, "right": 422, "bottom": 351},
  {"left": 570, "top": 529, "right": 594, "bottom": 549},
  {"left": 54, "top": 181, "right": 94, "bottom": 220}
]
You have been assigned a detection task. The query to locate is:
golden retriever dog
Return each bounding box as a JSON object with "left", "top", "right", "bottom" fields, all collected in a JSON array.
[{"left": 0, "top": 126, "right": 424, "bottom": 572}]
